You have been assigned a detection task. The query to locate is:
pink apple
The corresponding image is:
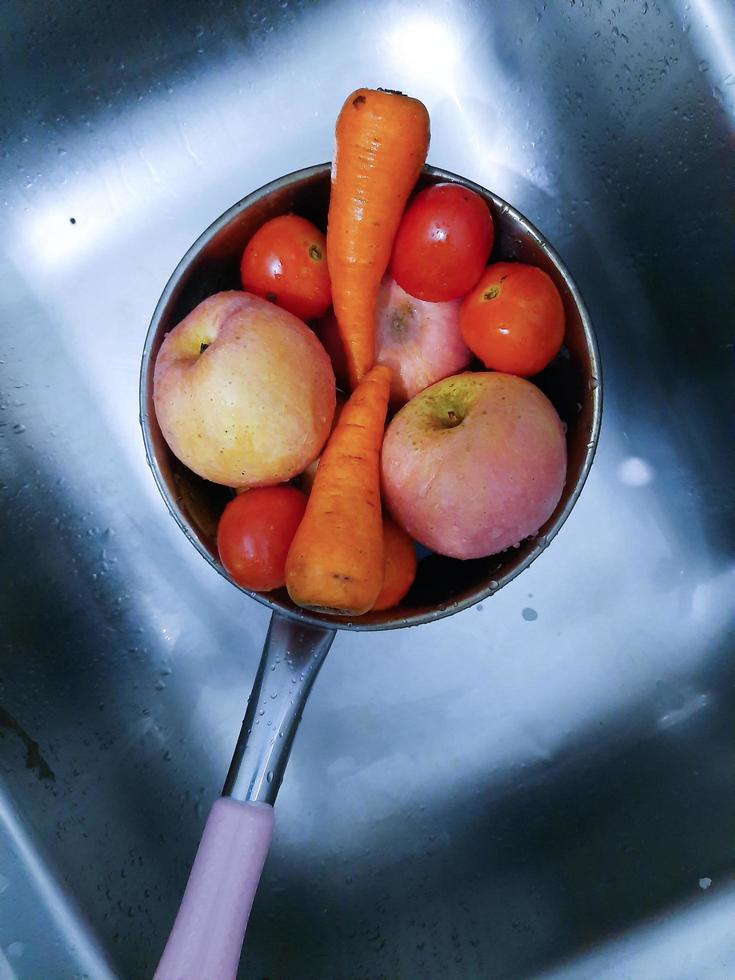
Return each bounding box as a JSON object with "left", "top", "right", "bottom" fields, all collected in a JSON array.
[
  {"left": 375, "top": 276, "right": 471, "bottom": 406},
  {"left": 154, "top": 291, "right": 335, "bottom": 487},
  {"left": 381, "top": 372, "right": 567, "bottom": 559}
]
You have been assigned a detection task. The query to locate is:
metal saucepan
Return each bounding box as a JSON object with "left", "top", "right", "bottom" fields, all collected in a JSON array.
[{"left": 140, "top": 163, "right": 602, "bottom": 979}]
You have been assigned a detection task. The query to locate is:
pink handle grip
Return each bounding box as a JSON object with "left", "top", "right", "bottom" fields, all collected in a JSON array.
[{"left": 154, "top": 797, "right": 273, "bottom": 980}]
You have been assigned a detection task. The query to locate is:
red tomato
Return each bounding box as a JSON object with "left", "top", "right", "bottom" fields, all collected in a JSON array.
[
  {"left": 217, "top": 486, "right": 307, "bottom": 592},
  {"left": 459, "top": 262, "right": 565, "bottom": 376},
  {"left": 241, "top": 214, "right": 331, "bottom": 321},
  {"left": 390, "top": 183, "right": 494, "bottom": 302}
]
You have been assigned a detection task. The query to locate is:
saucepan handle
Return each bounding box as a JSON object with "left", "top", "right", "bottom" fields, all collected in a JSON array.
[
  {"left": 154, "top": 613, "right": 335, "bottom": 979},
  {"left": 154, "top": 797, "right": 273, "bottom": 980}
]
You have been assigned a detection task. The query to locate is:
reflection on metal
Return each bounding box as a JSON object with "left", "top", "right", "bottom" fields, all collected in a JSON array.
[
  {"left": 683, "top": 0, "right": 735, "bottom": 118},
  {"left": 0, "top": 791, "right": 117, "bottom": 980},
  {"left": 223, "top": 617, "right": 335, "bottom": 805}
]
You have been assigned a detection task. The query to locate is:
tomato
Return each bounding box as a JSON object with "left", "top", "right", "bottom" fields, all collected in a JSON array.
[
  {"left": 241, "top": 214, "right": 331, "bottom": 321},
  {"left": 217, "top": 485, "right": 307, "bottom": 592},
  {"left": 389, "top": 183, "right": 494, "bottom": 302},
  {"left": 459, "top": 262, "right": 565, "bottom": 376}
]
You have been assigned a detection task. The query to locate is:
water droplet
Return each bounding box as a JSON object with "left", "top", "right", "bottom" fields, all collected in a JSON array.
[
  {"left": 258, "top": 708, "right": 265, "bottom": 716},
  {"left": 270, "top": 692, "right": 278, "bottom": 699},
  {"left": 522, "top": 607, "right": 538, "bottom": 622},
  {"left": 489, "top": 579, "right": 499, "bottom": 590},
  {"left": 7, "top": 942, "right": 24, "bottom": 959},
  {"left": 699, "top": 876, "right": 712, "bottom": 890},
  {"left": 475, "top": 603, "right": 484, "bottom": 612},
  {"left": 266, "top": 770, "right": 274, "bottom": 784},
  {"left": 12, "top": 423, "right": 26, "bottom": 434}
]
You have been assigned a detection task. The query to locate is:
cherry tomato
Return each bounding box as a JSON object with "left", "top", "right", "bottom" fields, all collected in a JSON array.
[
  {"left": 459, "top": 262, "right": 565, "bottom": 376},
  {"left": 390, "top": 183, "right": 494, "bottom": 302},
  {"left": 217, "top": 486, "right": 307, "bottom": 592},
  {"left": 241, "top": 214, "right": 331, "bottom": 321}
]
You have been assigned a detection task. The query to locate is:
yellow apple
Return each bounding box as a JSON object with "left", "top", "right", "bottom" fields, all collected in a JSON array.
[{"left": 153, "top": 291, "right": 335, "bottom": 487}]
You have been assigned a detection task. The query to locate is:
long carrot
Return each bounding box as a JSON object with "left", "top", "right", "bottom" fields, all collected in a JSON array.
[
  {"left": 327, "top": 88, "right": 430, "bottom": 388},
  {"left": 285, "top": 364, "right": 392, "bottom": 615}
]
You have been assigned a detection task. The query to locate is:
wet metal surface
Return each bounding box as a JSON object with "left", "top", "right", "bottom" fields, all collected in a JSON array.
[{"left": 1, "top": 1, "right": 734, "bottom": 977}]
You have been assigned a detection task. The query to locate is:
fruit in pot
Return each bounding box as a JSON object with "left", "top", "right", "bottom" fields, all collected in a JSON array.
[
  {"left": 240, "top": 214, "right": 331, "bottom": 321},
  {"left": 381, "top": 372, "right": 567, "bottom": 559},
  {"left": 460, "top": 262, "right": 565, "bottom": 376},
  {"left": 390, "top": 182, "right": 494, "bottom": 302},
  {"left": 153, "top": 291, "right": 335, "bottom": 487},
  {"left": 375, "top": 276, "right": 471, "bottom": 406},
  {"left": 217, "top": 485, "right": 307, "bottom": 591}
]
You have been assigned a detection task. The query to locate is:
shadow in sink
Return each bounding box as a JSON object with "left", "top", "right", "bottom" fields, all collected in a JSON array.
[{"left": 239, "top": 632, "right": 735, "bottom": 979}]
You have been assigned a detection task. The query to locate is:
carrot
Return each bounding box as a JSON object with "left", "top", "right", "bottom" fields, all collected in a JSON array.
[
  {"left": 327, "top": 88, "right": 430, "bottom": 388},
  {"left": 285, "top": 364, "right": 392, "bottom": 615},
  {"left": 299, "top": 392, "right": 347, "bottom": 494},
  {"left": 372, "top": 516, "right": 418, "bottom": 611}
]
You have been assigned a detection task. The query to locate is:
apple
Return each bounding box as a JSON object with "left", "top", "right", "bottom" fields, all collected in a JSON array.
[
  {"left": 153, "top": 290, "right": 335, "bottom": 487},
  {"left": 375, "top": 276, "right": 471, "bottom": 406},
  {"left": 381, "top": 372, "right": 567, "bottom": 559}
]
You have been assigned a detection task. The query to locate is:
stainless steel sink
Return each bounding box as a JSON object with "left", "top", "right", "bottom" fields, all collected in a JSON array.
[{"left": 1, "top": 1, "right": 734, "bottom": 977}]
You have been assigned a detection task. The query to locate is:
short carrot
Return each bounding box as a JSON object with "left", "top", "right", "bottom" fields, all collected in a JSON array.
[
  {"left": 327, "top": 88, "right": 430, "bottom": 388},
  {"left": 285, "top": 364, "right": 392, "bottom": 615},
  {"left": 372, "top": 516, "right": 418, "bottom": 611}
]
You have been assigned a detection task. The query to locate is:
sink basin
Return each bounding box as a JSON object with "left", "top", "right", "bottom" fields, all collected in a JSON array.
[{"left": 1, "top": 1, "right": 734, "bottom": 977}]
